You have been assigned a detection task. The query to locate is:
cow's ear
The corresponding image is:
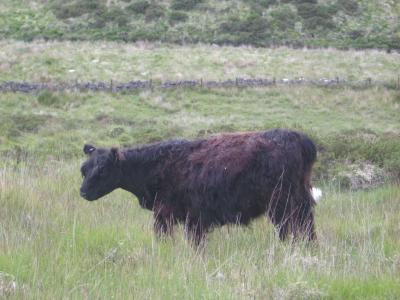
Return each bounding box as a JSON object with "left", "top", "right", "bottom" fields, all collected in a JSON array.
[
  {"left": 84, "top": 144, "right": 96, "bottom": 155},
  {"left": 111, "top": 147, "right": 125, "bottom": 163}
]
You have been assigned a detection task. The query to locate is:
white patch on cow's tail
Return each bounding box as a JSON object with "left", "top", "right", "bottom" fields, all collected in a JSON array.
[{"left": 311, "top": 187, "right": 322, "bottom": 202}]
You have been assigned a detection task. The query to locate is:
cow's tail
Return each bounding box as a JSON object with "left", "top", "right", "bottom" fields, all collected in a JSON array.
[
  {"left": 300, "top": 134, "right": 317, "bottom": 206},
  {"left": 300, "top": 134, "right": 317, "bottom": 169}
]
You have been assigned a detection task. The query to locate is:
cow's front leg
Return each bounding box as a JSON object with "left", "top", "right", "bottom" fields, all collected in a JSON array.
[
  {"left": 153, "top": 202, "right": 175, "bottom": 238},
  {"left": 184, "top": 216, "right": 208, "bottom": 248}
]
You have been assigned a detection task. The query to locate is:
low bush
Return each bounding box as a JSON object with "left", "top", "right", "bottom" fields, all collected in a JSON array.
[
  {"left": 337, "top": 0, "right": 359, "bottom": 16},
  {"left": 168, "top": 11, "right": 189, "bottom": 25},
  {"left": 1, "top": 114, "right": 49, "bottom": 138},
  {"left": 269, "top": 5, "right": 299, "bottom": 32},
  {"left": 127, "top": 1, "right": 150, "bottom": 14},
  {"left": 37, "top": 91, "right": 62, "bottom": 107},
  {"left": 144, "top": 4, "right": 165, "bottom": 22},
  {"left": 104, "top": 8, "right": 130, "bottom": 27},
  {"left": 218, "top": 12, "right": 270, "bottom": 46},
  {"left": 243, "top": 0, "right": 277, "bottom": 9},
  {"left": 316, "top": 130, "right": 400, "bottom": 183},
  {"left": 296, "top": 3, "right": 335, "bottom": 31},
  {"left": 51, "top": 0, "right": 106, "bottom": 19},
  {"left": 13, "top": 115, "right": 49, "bottom": 133},
  {"left": 170, "top": 0, "right": 203, "bottom": 11}
]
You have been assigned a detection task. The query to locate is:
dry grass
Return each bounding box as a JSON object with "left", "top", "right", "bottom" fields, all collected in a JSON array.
[{"left": 1, "top": 40, "right": 400, "bottom": 82}]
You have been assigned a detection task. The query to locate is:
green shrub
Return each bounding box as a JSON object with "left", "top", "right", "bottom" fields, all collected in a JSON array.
[
  {"left": 218, "top": 11, "right": 270, "bottom": 46},
  {"left": 337, "top": 0, "right": 359, "bottom": 15},
  {"left": 170, "top": 0, "right": 203, "bottom": 11},
  {"left": 244, "top": 0, "right": 277, "bottom": 8},
  {"left": 319, "top": 130, "right": 400, "bottom": 178},
  {"left": 127, "top": 1, "right": 150, "bottom": 14},
  {"left": 12, "top": 114, "right": 48, "bottom": 134},
  {"left": 144, "top": 4, "right": 165, "bottom": 22},
  {"left": 296, "top": 3, "right": 335, "bottom": 31},
  {"left": 108, "top": 127, "right": 125, "bottom": 138},
  {"left": 388, "top": 29, "right": 400, "bottom": 51},
  {"left": 37, "top": 91, "right": 61, "bottom": 107},
  {"left": 51, "top": 0, "right": 106, "bottom": 19},
  {"left": 269, "top": 5, "right": 298, "bottom": 32},
  {"left": 168, "top": 11, "right": 189, "bottom": 25},
  {"left": 289, "top": 0, "right": 317, "bottom": 4},
  {"left": 126, "top": 23, "right": 168, "bottom": 41},
  {"left": 0, "top": 116, "right": 17, "bottom": 139},
  {"left": 348, "top": 29, "right": 365, "bottom": 39},
  {"left": 86, "top": 7, "right": 130, "bottom": 28},
  {"left": 105, "top": 8, "right": 130, "bottom": 27}
]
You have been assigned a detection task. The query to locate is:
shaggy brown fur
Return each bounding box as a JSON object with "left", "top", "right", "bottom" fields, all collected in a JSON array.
[{"left": 80, "top": 129, "right": 317, "bottom": 245}]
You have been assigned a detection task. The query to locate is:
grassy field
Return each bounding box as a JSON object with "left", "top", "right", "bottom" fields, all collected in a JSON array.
[
  {"left": 1, "top": 160, "right": 400, "bottom": 299},
  {"left": 0, "top": 0, "right": 399, "bottom": 50},
  {"left": 1, "top": 41, "right": 400, "bottom": 298},
  {"left": 1, "top": 41, "right": 400, "bottom": 82},
  {"left": 1, "top": 79, "right": 399, "bottom": 185}
]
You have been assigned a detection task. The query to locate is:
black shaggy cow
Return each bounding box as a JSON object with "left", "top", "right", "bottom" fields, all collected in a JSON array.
[{"left": 80, "top": 129, "right": 317, "bottom": 245}]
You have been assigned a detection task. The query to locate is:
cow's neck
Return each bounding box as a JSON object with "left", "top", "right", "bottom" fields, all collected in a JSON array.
[{"left": 117, "top": 148, "right": 157, "bottom": 202}]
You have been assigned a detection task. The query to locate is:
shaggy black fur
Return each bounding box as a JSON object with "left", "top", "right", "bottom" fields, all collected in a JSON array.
[{"left": 80, "top": 129, "right": 317, "bottom": 245}]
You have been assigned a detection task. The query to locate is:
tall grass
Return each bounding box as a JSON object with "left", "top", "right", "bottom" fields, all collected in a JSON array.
[{"left": 1, "top": 159, "right": 399, "bottom": 299}]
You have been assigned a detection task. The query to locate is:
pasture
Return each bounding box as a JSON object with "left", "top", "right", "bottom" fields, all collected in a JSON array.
[{"left": 1, "top": 41, "right": 400, "bottom": 299}]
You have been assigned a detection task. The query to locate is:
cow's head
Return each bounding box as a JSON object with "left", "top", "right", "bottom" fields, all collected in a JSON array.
[{"left": 80, "top": 144, "right": 123, "bottom": 201}]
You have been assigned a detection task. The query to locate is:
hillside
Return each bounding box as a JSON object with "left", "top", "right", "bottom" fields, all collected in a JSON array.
[
  {"left": 0, "top": 0, "right": 399, "bottom": 50},
  {"left": 1, "top": 41, "right": 400, "bottom": 188}
]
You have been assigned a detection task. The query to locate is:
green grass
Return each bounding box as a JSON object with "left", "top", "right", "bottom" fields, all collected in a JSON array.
[
  {"left": 1, "top": 40, "right": 400, "bottom": 298},
  {"left": 1, "top": 84, "right": 399, "bottom": 182},
  {"left": 1, "top": 160, "right": 399, "bottom": 299},
  {"left": 1, "top": 40, "right": 400, "bottom": 82}
]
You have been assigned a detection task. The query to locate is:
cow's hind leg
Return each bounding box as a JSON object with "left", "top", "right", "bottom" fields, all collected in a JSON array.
[
  {"left": 292, "top": 186, "right": 317, "bottom": 242},
  {"left": 267, "top": 188, "right": 292, "bottom": 241},
  {"left": 270, "top": 210, "right": 291, "bottom": 241},
  {"left": 294, "top": 202, "right": 317, "bottom": 242},
  {"left": 154, "top": 215, "right": 175, "bottom": 238},
  {"left": 184, "top": 216, "right": 208, "bottom": 247}
]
